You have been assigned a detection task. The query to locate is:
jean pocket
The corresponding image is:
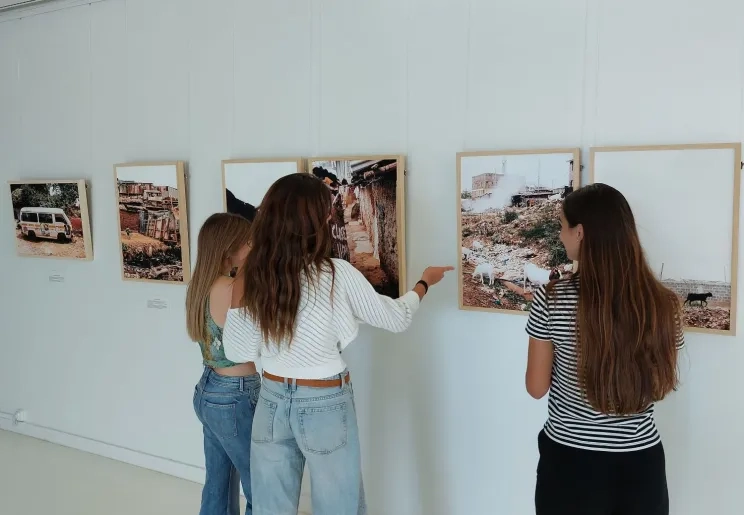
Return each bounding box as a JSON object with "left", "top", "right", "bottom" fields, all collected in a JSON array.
[
  {"left": 203, "top": 400, "right": 238, "bottom": 438},
  {"left": 298, "top": 402, "right": 348, "bottom": 455},
  {"left": 252, "top": 396, "right": 277, "bottom": 444}
]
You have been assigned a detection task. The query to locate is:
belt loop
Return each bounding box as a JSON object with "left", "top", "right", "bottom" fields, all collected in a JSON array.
[{"left": 239, "top": 376, "right": 245, "bottom": 392}]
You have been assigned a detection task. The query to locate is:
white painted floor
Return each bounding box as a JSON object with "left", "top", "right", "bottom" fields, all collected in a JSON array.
[{"left": 0, "top": 429, "right": 311, "bottom": 515}]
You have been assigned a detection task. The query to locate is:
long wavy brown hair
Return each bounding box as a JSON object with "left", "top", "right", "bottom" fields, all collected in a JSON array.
[
  {"left": 241, "top": 173, "right": 334, "bottom": 346},
  {"left": 186, "top": 213, "right": 252, "bottom": 347},
  {"left": 562, "top": 183, "right": 681, "bottom": 415}
]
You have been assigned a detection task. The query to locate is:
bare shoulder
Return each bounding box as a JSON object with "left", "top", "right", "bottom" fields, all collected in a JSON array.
[
  {"left": 209, "top": 277, "right": 235, "bottom": 326},
  {"left": 230, "top": 276, "right": 246, "bottom": 308},
  {"left": 211, "top": 276, "right": 233, "bottom": 296}
]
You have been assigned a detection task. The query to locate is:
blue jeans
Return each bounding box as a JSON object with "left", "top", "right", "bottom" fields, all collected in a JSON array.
[
  {"left": 193, "top": 367, "right": 261, "bottom": 515},
  {"left": 251, "top": 371, "right": 366, "bottom": 515}
]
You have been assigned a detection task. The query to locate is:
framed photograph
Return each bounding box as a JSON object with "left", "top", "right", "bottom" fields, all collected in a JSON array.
[
  {"left": 308, "top": 155, "right": 406, "bottom": 298},
  {"left": 8, "top": 180, "right": 93, "bottom": 260},
  {"left": 457, "top": 148, "right": 581, "bottom": 314},
  {"left": 591, "top": 143, "right": 741, "bottom": 335},
  {"left": 222, "top": 158, "right": 305, "bottom": 220},
  {"left": 114, "top": 162, "right": 190, "bottom": 284}
]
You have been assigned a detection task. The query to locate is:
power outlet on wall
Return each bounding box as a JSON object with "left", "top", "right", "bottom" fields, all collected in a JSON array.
[{"left": 13, "top": 409, "right": 27, "bottom": 425}]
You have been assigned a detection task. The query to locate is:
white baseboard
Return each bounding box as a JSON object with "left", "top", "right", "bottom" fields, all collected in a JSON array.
[
  {"left": 0, "top": 417, "right": 206, "bottom": 482},
  {"left": 0, "top": 418, "right": 312, "bottom": 512}
]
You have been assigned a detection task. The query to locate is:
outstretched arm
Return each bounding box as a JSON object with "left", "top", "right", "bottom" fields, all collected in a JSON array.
[{"left": 337, "top": 262, "right": 420, "bottom": 333}]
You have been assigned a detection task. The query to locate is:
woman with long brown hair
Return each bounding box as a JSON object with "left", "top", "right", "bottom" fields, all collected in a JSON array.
[
  {"left": 186, "top": 213, "right": 260, "bottom": 515},
  {"left": 222, "top": 173, "right": 453, "bottom": 515},
  {"left": 524, "top": 183, "right": 685, "bottom": 515}
]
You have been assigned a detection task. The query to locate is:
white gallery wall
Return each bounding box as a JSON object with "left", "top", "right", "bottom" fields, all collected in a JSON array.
[{"left": 0, "top": 0, "right": 742, "bottom": 513}]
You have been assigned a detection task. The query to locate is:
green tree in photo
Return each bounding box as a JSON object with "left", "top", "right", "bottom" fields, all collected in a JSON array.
[{"left": 11, "top": 183, "right": 79, "bottom": 212}]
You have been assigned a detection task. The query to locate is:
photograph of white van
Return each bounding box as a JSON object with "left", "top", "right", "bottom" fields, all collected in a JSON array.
[
  {"left": 19, "top": 207, "right": 74, "bottom": 242},
  {"left": 8, "top": 180, "right": 93, "bottom": 260}
]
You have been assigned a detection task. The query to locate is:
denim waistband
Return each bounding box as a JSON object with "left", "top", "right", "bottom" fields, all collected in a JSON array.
[
  {"left": 260, "top": 369, "right": 351, "bottom": 399},
  {"left": 199, "top": 366, "right": 260, "bottom": 391}
]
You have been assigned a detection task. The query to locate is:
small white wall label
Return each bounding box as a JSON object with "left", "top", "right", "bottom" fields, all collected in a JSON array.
[
  {"left": 147, "top": 299, "right": 168, "bottom": 309},
  {"left": 48, "top": 273, "right": 64, "bottom": 283}
]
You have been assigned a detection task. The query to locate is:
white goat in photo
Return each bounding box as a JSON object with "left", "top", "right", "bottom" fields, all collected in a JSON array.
[
  {"left": 472, "top": 262, "right": 495, "bottom": 286},
  {"left": 523, "top": 262, "right": 562, "bottom": 289}
]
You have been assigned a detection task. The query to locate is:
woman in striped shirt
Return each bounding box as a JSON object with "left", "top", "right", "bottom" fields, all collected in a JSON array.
[
  {"left": 222, "top": 173, "right": 452, "bottom": 515},
  {"left": 525, "top": 183, "right": 684, "bottom": 515}
]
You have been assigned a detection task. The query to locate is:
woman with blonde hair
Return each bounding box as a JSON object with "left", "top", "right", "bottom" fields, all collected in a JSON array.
[
  {"left": 222, "top": 173, "right": 453, "bottom": 514},
  {"left": 525, "top": 183, "right": 685, "bottom": 515},
  {"left": 186, "top": 212, "right": 259, "bottom": 515}
]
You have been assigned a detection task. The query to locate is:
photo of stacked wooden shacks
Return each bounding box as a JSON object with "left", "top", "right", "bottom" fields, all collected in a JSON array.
[{"left": 115, "top": 163, "right": 189, "bottom": 283}]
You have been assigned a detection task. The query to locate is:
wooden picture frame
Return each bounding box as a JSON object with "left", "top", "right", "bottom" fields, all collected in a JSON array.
[
  {"left": 307, "top": 155, "right": 407, "bottom": 298},
  {"left": 457, "top": 147, "right": 581, "bottom": 315},
  {"left": 221, "top": 157, "right": 305, "bottom": 219},
  {"left": 113, "top": 161, "right": 191, "bottom": 284},
  {"left": 7, "top": 179, "right": 93, "bottom": 260},
  {"left": 590, "top": 142, "right": 741, "bottom": 336}
]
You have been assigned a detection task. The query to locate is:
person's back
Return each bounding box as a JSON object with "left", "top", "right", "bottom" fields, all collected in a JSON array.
[
  {"left": 185, "top": 212, "right": 259, "bottom": 515},
  {"left": 528, "top": 277, "right": 682, "bottom": 452},
  {"left": 222, "top": 173, "right": 453, "bottom": 515},
  {"left": 225, "top": 257, "right": 421, "bottom": 378},
  {"left": 198, "top": 275, "right": 242, "bottom": 369},
  {"left": 525, "top": 183, "right": 684, "bottom": 515}
]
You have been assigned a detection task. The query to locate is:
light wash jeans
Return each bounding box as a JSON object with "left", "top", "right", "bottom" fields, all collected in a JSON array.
[
  {"left": 251, "top": 371, "right": 367, "bottom": 515},
  {"left": 193, "top": 367, "right": 261, "bottom": 515}
]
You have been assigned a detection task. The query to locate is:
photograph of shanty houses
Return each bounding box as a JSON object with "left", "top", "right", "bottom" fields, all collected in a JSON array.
[
  {"left": 591, "top": 143, "right": 741, "bottom": 335},
  {"left": 457, "top": 148, "right": 580, "bottom": 314},
  {"left": 309, "top": 156, "right": 406, "bottom": 298},
  {"left": 222, "top": 158, "right": 304, "bottom": 220},
  {"left": 114, "top": 162, "right": 190, "bottom": 283},
  {"left": 8, "top": 180, "right": 92, "bottom": 260}
]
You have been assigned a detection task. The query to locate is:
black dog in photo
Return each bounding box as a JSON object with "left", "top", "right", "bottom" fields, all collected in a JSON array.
[{"left": 684, "top": 292, "right": 713, "bottom": 307}]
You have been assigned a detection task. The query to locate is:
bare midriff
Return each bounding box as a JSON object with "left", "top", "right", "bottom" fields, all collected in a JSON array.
[{"left": 211, "top": 361, "right": 257, "bottom": 377}]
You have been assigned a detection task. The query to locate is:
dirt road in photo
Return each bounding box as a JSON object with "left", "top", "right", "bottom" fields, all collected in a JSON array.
[{"left": 15, "top": 230, "right": 86, "bottom": 259}]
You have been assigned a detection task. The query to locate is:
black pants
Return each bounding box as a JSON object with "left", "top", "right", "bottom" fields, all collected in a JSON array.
[{"left": 535, "top": 430, "right": 669, "bottom": 515}]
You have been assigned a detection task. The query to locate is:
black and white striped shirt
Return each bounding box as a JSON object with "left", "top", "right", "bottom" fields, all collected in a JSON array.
[
  {"left": 222, "top": 259, "right": 420, "bottom": 379},
  {"left": 526, "top": 278, "right": 685, "bottom": 452}
]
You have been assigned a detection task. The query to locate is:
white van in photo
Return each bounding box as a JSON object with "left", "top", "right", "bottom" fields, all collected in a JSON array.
[{"left": 18, "top": 207, "right": 74, "bottom": 242}]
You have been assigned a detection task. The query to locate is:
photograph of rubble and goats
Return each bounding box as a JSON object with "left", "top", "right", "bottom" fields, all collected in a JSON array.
[{"left": 458, "top": 149, "right": 579, "bottom": 313}]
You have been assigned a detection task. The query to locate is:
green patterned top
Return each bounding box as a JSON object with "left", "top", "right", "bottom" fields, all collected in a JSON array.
[{"left": 198, "top": 298, "right": 239, "bottom": 368}]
